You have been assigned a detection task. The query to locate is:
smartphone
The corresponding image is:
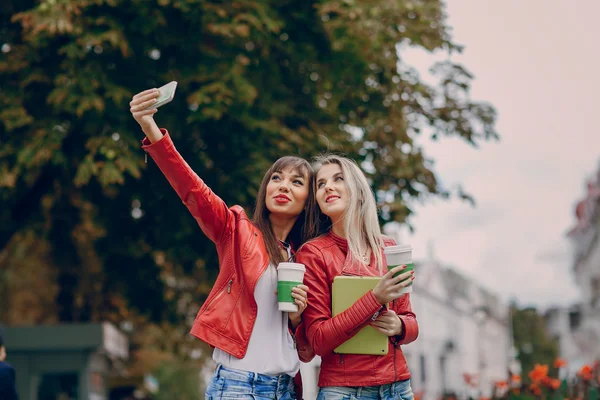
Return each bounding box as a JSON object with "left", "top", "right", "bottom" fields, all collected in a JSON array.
[{"left": 146, "top": 81, "right": 178, "bottom": 109}]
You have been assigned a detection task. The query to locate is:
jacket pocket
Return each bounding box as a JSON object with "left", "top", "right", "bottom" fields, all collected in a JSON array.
[
  {"left": 203, "top": 278, "right": 234, "bottom": 312},
  {"left": 242, "top": 232, "right": 258, "bottom": 259}
]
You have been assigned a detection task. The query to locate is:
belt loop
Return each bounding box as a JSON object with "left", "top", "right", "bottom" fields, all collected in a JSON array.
[
  {"left": 215, "top": 364, "right": 223, "bottom": 377},
  {"left": 356, "top": 387, "right": 362, "bottom": 398}
]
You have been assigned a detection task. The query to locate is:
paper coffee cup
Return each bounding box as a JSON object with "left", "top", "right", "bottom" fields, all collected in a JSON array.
[
  {"left": 277, "top": 262, "right": 306, "bottom": 312},
  {"left": 384, "top": 245, "right": 413, "bottom": 294}
]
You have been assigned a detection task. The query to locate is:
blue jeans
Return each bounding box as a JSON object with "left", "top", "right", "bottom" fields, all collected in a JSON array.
[
  {"left": 205, "top": 364, "right": 296, "bottom": 399},
  {"left": 317, "top": 379, "right": 413, "bottom": 400}
]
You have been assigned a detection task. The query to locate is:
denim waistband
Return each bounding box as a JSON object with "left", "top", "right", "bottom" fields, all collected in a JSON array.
[
  {"left": 215, "top": 364, "right": 293, "bottom": 389},
  {"left": 320, "top": 379, "right": 411, "bottom": 398}
]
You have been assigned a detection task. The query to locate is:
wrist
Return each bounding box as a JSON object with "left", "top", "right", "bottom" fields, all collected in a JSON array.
[
  {"left": 372, "top": 289, "right": 385, "bottom": 305},
  {"left": 142, "top": 121, "right": 163, "bottom": 143},
  {"left": 395, "top": 317, "right": 405, "bottom": 337},
  {"left": 289, "top": 314, "right": 301, "bottom": 331}
]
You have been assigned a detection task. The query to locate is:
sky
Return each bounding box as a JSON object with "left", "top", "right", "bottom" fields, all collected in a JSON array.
[{"left": 396, "top": 0, "right": 600, "bottom": 310}]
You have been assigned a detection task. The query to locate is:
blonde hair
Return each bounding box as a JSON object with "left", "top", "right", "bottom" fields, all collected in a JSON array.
[{"left": 312, "top": 155, "right": 384, "bottom": 271}]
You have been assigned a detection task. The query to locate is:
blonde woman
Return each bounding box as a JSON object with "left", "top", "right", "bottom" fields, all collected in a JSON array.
[{"left": 296, "top": 155, "right": 418, "bottom": 400}]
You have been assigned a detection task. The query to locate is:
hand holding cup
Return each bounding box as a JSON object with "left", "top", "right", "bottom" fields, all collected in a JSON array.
[{"left": 372, "top": 266, "right": 414, "bottom": 305}]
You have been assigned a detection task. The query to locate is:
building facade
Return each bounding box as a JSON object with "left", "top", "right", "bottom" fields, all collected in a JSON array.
[{"left": 545, "top": 161, "right": 600, "bottom": 374}]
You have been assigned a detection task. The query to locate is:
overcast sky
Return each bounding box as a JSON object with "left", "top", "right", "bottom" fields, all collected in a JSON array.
[{"left": 398, "top": 0, "right": 600, "bottom": 310}]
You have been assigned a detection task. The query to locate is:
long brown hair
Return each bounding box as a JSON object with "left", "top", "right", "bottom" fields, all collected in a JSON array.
[{"left": 252, "top": 156, "right": 320, "bottom": 265}]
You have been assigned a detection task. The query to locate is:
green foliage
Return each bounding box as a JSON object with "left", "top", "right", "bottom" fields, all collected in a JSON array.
[
  {"left": 511, "top": 305, "right": 560, "bottom": 381},
  {"left": 152, "top": 360, "right": 202, "bottom": 400},
  {"left": 0, "top": 0, "right": 497, "bottom": 380}
]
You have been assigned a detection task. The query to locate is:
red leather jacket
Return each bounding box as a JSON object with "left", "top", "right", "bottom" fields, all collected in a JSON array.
[
  {"left": 143, "top": 130, "right": 313, "bottom": 362},
  {"left": 295, "top": 232, "right": 419, "bottom": 387}
]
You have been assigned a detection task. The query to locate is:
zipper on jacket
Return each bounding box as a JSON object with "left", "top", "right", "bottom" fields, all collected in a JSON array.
[
  {"left": 339, "top": 354, "right": 344, "bottom": 364},
  {"left": 393, "top": 343, "right": 398, "bottom": 381},
  {"left": 205, "top": 279, "right": 233, "bottom": 311}
]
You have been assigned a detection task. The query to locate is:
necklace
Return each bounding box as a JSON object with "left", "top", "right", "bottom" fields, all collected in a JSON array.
[{"left": 361, "top": 249, "right": 370, "bottom": 264}]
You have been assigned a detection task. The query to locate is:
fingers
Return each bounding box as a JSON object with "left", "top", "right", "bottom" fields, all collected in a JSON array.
[
  {"left": 296, "top": 284, "right": 309, "bottom": 292},
  {"left": 132, "top": 88, "right": 159, "bottom": 101},
  {"left": 384, "top": 266, "right": 403, "bottom": 279},
  {"left": 392, "top": 271, "right": 414, "bottom": 286},
  {"left": 371, "top": 324, "right": 394, "bottom": 337},
  {"left": 399, "top": 275, "right": 415, "bottom": 288},
  {"left": 131, "top": 98, "right": 159, "bottom": 113},
  {"left": 371, "top": 320, "right": 389, "bottom": 328},
  {"left": 130, "top": 90, "right": 159, "bottom": 112},
  {"left": 380, "top": 309, "right": 398, "bottom": 317},
  {"left": 292, "top": 286, "right": 308, "bottom": 300},
  {"left": 132, "top": 108, "right": 158, "bottom": 120},
  {"left": 373, "top": 314, "right": 396, "bottom": 324},
  {"left": 292, "top": 295, "right": 307, "bottom": 311}
]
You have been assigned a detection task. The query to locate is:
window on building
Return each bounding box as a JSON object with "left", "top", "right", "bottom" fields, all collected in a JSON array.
[
  {"left": 591, "top": 278, "right": 600, "bottom": 308},
  {"left": 439, "top": 355, "right": 447, "bottom": 391},
  {"left": 569, "top": 309, "right": 581, "bottom": 329}
]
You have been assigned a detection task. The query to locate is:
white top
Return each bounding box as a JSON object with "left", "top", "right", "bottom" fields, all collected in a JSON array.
[{"left": 212, "top": 262, "right": 300, "bottom": 376}]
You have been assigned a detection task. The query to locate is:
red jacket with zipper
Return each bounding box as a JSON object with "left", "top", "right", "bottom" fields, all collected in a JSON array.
[
  {"left": 295, "top": 232, "right": 419, "bottom": 387},
  {"left": 143, "top": 130, "right": 314, "bottom": 363}
]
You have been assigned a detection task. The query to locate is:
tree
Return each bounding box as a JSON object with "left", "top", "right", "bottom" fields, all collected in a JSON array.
[
  {"left": 0, "top": 0, "right": 497, "bottom": 379},
  {"left": 511, "top": 305, "right": 560, "bottom": 381}
]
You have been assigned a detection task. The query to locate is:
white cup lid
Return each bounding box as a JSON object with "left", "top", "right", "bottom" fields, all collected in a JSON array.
[
  {"left": 277, "top": 262, "right": 306, "bottom": 272},
  {"left": 383, "top": 244, "right": 412, "bottom": 255}
]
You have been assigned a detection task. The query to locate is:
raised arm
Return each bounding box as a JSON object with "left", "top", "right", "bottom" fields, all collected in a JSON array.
[{"left": 130, "top": 89, "right": 232, "bottom": 243}]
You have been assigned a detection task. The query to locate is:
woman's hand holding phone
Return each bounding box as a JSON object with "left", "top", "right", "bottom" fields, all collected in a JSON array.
[{"left": 130, "top": 89, "right": 163, "bottom": 144}]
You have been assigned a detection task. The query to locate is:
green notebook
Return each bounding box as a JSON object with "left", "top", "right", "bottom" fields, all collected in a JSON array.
[{"left": 332, "top": 276, "right": 389, "bottom": 355}]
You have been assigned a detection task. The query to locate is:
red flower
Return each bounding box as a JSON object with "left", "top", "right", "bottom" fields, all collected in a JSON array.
[
  {"left": 463, "top": 373, "right": 477, "bottom": 388},
  {"left": 529, "top": 364, "right": 549, "bottom": 384},
  {"left": 529, "top": 384, "right": 542, "bottom": 396},
  {"left": 553, "top": 358, "right": 567, "bottom": 368},
  {"left": 495, "top": 380, "right": 509, "bottom": 389},
  {"left": 577, "top": 364, "right": 593, "bottom": 381}
]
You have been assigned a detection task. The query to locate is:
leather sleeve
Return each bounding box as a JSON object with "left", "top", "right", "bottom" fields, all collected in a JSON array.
[
  {"left": 142, "top": 129, "right": 233, "bottom": 244},
  {"left": 296, "top": 243, "right": 383, "bottom": 357},
  {"left": 391, "top": 294, "right": 419, "bottom": 345},
  {"left": 294, "top": 321, "right": 316, "bottom": 363}
]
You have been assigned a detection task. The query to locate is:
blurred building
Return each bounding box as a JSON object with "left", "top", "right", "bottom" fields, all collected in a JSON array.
[
  {"left": 300, "top": 243, "right": 514, "bottom": 400},
  {"left": 545, "top": 160, "right": 600, "bottom": 374},
  {"left": 3, "top": 323, "right": 129, "bottom": 400}
]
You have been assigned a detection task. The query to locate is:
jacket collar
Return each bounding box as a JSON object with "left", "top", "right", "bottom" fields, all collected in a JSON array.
[{"left": 327, "top": 230, "right": 380, "bottom": 277}]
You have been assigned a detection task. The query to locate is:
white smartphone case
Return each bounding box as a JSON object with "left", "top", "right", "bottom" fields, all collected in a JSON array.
[{"left": 147, "top": 81, "right": 177, "bottom": 109}]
